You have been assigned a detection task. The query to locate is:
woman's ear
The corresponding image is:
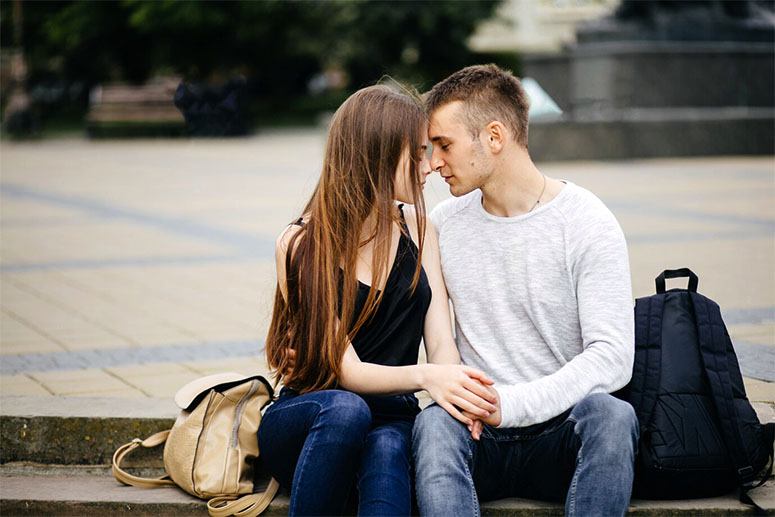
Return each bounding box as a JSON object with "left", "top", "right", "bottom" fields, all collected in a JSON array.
[{"left": 485, "top": 121, "right": 506, "bottom": 154}]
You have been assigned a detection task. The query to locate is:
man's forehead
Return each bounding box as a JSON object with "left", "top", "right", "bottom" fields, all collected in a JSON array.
[{"left": 429, "top": 101, "right": 465, "bottom": 140}]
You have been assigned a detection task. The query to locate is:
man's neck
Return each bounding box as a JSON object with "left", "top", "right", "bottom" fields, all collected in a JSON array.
[{"left": 480, "top": 149, "right": 551, "bottom": 217}]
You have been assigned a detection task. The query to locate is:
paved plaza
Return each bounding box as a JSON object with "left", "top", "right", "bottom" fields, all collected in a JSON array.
[{"left": 0, "top": 133, "right": 773, "bottom": 406}]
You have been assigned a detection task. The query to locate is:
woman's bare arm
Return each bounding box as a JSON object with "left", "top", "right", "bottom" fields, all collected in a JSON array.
[{"left": 274, "top": 219, "right": 497, "bottom": 425}]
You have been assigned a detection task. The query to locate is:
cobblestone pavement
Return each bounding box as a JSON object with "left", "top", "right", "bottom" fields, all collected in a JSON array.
[{"left": 1, "top": 133, "right": 773, "bottom": 404}]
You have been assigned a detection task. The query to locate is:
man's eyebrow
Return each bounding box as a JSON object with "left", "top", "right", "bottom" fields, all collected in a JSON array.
[{"left": 430, "top": 135, "right": 448, "bottom": 143}]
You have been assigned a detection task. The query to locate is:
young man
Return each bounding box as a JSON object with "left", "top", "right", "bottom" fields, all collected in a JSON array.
[{"left": 413, "top": 64, "right": 638, "bottom": 516}]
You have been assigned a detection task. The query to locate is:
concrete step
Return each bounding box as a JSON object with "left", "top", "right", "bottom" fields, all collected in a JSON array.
[
  {"left": 0, "top": 464, "right": 289, "bottom": 516},
  {"left": 2, "top": 396, "right": 774, "bottom": 515},
  {"left": 4, "top": 395, "right": 773, "bottom": 467},
  {"left": 1, "top": 396, "right": 176, "bottom": 465},
  {"left": 1, "top": 465, "right": 772, "bottom": 516}
]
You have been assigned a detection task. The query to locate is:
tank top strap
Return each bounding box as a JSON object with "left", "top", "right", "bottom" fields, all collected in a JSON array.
[{"left": 396, "top": 204, "right": 410, "bottom": 235}]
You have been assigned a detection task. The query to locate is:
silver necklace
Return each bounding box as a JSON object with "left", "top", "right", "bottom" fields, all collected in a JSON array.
[{"left": 528, "top": 173, "right": 547, "bottom": 213}]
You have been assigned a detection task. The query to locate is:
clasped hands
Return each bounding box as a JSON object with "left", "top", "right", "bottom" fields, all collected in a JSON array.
[
  {"left": 281, "top": 349, "right": 500, "bottom": 440},
  {"left": 419, "top": 363, "right": 501, "bottom": 441}
]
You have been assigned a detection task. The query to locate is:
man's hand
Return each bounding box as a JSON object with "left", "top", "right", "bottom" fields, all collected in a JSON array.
[
  {"left": 464, "top": 384, "right": 501, "bottom": 438},
  {"left": 467, "top": 419, "right": 484, "bottom": 441}
]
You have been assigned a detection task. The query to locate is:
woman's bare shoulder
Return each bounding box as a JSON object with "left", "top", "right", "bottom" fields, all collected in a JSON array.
[
  {"left": 400, "top": 204, "right": 436, "bottom": 243},
  {"left": 276, "top": 216, "right": 309, "bottom": 256}
]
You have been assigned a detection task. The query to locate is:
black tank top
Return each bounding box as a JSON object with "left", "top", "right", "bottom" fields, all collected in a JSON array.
[{"left": 293, "top": 205, "right": 432, "bottom": 366}]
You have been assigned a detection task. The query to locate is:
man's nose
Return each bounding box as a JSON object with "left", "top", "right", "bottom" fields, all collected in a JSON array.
[{"left": 431, "top": 153, "right": 444, "bottom": 172}]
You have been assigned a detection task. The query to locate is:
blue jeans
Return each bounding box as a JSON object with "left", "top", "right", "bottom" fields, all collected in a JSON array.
[
  {"left": 258, "top": 388, "right": 419, "bottom": 516},
  {"left": 412, "top": 393, "right": 638, "bottom": 517}
]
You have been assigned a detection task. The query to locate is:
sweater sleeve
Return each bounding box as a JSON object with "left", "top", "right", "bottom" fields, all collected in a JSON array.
[{"left": 494, "top": 206, "right": 634, "bottom": 428}]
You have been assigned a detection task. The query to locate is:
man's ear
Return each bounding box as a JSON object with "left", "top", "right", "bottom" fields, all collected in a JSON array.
[{"left": 484, "top": 121, "right": 506, "bottom": 154}]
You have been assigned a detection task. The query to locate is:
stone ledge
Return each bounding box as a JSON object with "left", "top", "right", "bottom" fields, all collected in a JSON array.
[
  {"left": 0, "top": 395, "right": 177, "bottom": 419},
  {"left": 2, "top": 396, "right": 773, "bottom": 466},
  {"left": 1, "top": 396, "right": 176, "bottom": 465},
  {"left": 0, "top": 469, "right": 772, "bottom": 516},
  {"left": 529, "top": 114, "right": 775, "bottom": 161}
]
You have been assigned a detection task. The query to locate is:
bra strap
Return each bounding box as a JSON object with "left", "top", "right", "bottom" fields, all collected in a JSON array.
[{"left": 397, "top": 204, "right": 410, "bottom": 233}]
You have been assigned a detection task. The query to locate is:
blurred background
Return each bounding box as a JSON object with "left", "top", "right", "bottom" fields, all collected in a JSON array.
[
  {"left": 0, "top": 5, "right": 773, "bottom": 513},
  {"left": 0, "top": 1, "right": 773, "bottom": 401},
  {"left": 1, "top": 0, "right": 508, "bottom": 137},
  {"left": 3, "top": 0, "right": 773, "bottom": 158}
]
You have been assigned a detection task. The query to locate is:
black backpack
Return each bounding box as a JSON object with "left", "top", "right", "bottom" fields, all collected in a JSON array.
[{"left": 617, "top": 269, "right": 774, "bottom": 508}]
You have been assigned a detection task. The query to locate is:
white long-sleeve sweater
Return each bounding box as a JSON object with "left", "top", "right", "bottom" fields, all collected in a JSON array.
[{"left": 430, "top": 181, "right": 634, "bottom": 428}]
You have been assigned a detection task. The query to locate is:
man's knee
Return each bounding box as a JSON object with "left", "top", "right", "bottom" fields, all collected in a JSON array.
[
  {"left": 574, "top": 393, "right": 635, "bottom": 425},
  {"left": 413, "top": 404, "right": 471, "bottom": 461},
  {"left": 572, "top": 393, "right": 638, "bottom": 457}
]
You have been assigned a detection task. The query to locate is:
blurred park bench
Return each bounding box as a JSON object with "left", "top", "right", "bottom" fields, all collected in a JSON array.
[{"left": 87, "top": 77, "right": 185, "bottom": 138}]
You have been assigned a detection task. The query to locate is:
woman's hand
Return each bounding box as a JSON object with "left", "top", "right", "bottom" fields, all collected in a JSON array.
[{"left": 419, "top": 364, "right": 498, "bottom": 426}]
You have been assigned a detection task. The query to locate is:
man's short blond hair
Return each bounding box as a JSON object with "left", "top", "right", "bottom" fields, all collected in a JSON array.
[{"left": 425, "top": 64, "right": 530, "bottom": 148}]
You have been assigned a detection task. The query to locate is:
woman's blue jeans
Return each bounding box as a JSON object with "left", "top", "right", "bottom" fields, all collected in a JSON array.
[
  {"left": 412, "top": 393, "right": 639, "bottom": 517},
  {"left": 258, "top": 388, "right": 419, "bottom": 516}
]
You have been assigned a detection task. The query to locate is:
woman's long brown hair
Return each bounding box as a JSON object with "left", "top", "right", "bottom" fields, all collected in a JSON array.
[{"left": 266, "top": 84, "right": 427, "bottom": 393}]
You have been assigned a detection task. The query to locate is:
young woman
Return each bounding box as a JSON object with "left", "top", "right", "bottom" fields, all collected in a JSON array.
[{"left": 258, "top": 84, "right": 497, "bottom": 516}]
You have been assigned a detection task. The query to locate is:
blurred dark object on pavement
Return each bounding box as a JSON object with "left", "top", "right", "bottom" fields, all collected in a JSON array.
[{"left": 174, "top": 77, "right": 248, "bottom": 137}]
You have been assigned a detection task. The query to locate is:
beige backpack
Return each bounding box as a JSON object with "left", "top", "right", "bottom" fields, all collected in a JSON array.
[{"left": 112, "top": 372, "right": 280, "bottom": 517}]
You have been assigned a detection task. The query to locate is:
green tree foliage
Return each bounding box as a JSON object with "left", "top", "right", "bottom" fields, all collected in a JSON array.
[
  {"left": 1, "top": 0, "right": 503, "bottom": 130},
  {"left": 2, "top": 0, "right": 500, "bottom": 90},
  {"left": 331, "top": 0, "right": 501, "bottom": 90}
]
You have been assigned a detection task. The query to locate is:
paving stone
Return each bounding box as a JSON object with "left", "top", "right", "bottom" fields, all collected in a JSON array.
[
  {"left": 117, "top": 372, "right": 203, "bottom": 398},
  {"left": 182, "top": 356, "right": 269, "bottom": 377},
  {"left": 0, "top": 338, "right": 66, "bottom": 355},
  {"left": 745, "top": 378, "right": 775, "bottom": 403},
  {"left": 28, "top": 369, "right": 136, "bottom": 396},
  {"left": 0, "top": 375, "right": 52, "bottom": 396}
]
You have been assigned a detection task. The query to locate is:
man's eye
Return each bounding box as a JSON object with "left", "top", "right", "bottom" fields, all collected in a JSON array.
[{"left": 441, "top": 144, "right": 450, "bottom": 151}]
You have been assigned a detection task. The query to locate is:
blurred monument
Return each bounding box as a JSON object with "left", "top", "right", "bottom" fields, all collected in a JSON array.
[{"left": 521, "top": 0, "right": 775, "bottom": 160}]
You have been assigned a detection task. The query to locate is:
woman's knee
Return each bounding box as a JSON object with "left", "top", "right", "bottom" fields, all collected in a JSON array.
[
  {"left": 365, "top": 425, "right": 411, "bottom": 465},
  {"left": 317, "top": 390, "right": 372, "bottom": 433}
]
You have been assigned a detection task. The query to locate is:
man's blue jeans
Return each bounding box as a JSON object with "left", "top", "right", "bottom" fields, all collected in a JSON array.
[
  {"left": 258, "top": 388, "right": 419, "bottom": 516},
  {"left": 412, "top": 393, "right": 638, "bottom": 517}
]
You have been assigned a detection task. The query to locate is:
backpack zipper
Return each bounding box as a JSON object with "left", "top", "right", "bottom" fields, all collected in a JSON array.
[{"left": 231, "top": 380, "right": 259, "bottom": 448}]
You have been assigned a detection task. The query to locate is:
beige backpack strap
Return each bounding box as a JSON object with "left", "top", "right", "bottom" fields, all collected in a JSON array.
[
  {"left": 112, "top": 429, "right": 176, "bottom": 488},
  {"left": 207, "top": 478, "right": 280, "bottom": 517}
]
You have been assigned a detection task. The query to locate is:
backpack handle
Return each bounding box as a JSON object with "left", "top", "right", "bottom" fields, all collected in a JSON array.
[
  {"left": 112, "top": 430, "right": 176, "bottom": 489},
  {"left": 656, "top": 268, "right": 698, "bottom": 293}
]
